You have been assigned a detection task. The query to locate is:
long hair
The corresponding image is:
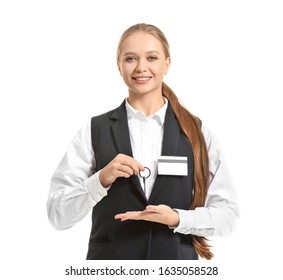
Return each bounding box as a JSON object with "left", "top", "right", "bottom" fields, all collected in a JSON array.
[{"left": 117, "top": 23, "right": 213, "bottom": 259}]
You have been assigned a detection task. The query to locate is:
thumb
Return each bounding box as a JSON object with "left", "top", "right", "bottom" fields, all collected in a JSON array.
[{"left": 145, "top": 205, "right": 160, "bottom": 213}]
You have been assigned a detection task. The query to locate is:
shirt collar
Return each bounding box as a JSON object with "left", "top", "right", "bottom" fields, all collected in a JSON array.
[{"left": 125, "top": 98, "right": 168, "bottom": 126}]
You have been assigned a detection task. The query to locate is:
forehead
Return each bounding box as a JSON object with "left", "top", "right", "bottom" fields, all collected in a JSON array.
[{"left": 120, "top": 32, "right": 165, "bottom": 55}]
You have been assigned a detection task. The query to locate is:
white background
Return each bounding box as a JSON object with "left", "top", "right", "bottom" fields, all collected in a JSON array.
[{"left": 1, "top": 0, "right": 282, "bottom": 279}]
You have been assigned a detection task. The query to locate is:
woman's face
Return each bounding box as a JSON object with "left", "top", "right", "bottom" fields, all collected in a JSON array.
[{"left": 117, "top": 32, "right": 170, "bottom": 97}]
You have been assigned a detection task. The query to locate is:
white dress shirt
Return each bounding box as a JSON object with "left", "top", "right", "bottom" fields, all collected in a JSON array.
[{"left": 47, "top": 99, "right": 239, "bottom": 237}]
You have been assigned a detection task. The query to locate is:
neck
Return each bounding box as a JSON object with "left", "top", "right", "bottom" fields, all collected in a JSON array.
[{"left": 127, "top": 91, "right": 165, "bottom": 116}]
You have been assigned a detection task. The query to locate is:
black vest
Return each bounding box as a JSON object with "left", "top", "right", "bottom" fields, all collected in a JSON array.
[{"left": 86, "top": 101, "right": 197, "bottom": 260}]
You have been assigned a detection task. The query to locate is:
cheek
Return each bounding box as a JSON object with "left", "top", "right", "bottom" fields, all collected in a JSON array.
[
  {"left": 120, "top": 68, "right": 133, "bottom": 84},
  {"left": 152, "top": 64, "right": 167, "bottom": 77},
  {"left": 120, "top": 64, "right": 135, "bottom": 76}
]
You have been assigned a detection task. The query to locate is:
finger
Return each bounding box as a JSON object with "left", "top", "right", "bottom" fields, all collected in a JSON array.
[
  {"left": 115, "top": 211, "right": 144, "bottom": 221},
  {"left": 115, "top": 211, "right": 166, "bottom": 224},
  {"left": 114, "top": 213, "right": 128, "bottom": 221},
  {"left": 124, "top": 160, "right": 144, "bottom": 175},
  {"left": 134, "top": 161, "right": 145, "bottom": 173},
  {"left": 118, "top": 154, "right": 144, "bottom": 175},
  {"left": 115, "top": 212, "right": 133, "bottom": 222},
  {"left": 115, "top": 163, "right": 135, "bottom": 177},
  {"left": 115, "top": 171, "right": 132, "bottom": 179},
  {"left": 145, "top": 205, "right": 162, "bottom": 213}
]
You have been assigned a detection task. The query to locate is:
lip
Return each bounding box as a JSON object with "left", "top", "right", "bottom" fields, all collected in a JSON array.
[
  {"left": 132, "top": 76, "right": 152, "bottom": 80},
  {"left": 132, "top": 76, "right": 152, "bottom": 83}
]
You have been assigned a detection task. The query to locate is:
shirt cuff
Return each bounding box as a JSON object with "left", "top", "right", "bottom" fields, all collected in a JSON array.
[
  {"left": 173, "top": 209, "right": 195, "bottom": 234},
  {"left": 83, "top": 170, "right": 109, "bottom": 203},
  {"left": 173, "top": 208, "right": 216, "bottom": 236}
]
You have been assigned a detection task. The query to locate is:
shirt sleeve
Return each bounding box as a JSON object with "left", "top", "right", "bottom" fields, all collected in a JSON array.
[
  {"left": 46, "top": 121, "right": 108, "bottom": 230},
  {"left": 173, "top": 124, "right": 239, "bottom": 237}
]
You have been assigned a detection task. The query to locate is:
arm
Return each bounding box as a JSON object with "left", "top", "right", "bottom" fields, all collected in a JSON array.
[
  {"left": 47, "top": 121, "right": 144, "bottom": 230},
  {"left": 174, "top": 124, "right": 239, "bottom": 236},
  {"left": 46, "top": 122, "right": 108, "bottom": 230}
]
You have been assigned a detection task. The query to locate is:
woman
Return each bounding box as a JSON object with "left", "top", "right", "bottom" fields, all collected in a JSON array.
[{"left": 47, "top": 23, "right": 239, "bottom": 260}]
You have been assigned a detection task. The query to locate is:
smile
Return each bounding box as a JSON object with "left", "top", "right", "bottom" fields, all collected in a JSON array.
[{"left": 133, "top": 76, "right": 152, "bottom": 81}]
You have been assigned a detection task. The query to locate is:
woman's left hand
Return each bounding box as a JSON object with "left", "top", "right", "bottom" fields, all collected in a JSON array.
[{"left": 114, "top": 204, "right": 180, "bottom": 228}]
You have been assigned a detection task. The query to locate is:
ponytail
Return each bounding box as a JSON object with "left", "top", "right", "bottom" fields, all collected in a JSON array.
[{"left": 162, "top": 82, "right": 213, "bottom": 260}]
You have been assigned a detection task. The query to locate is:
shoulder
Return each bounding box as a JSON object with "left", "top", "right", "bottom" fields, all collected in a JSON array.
[
  {"left": 200, "top": 123, "right": 213, "bottom": 147},
  {"left": 91, "top": 100, "right": 126, "bottom": 125},
  {"left": 91, "top": 108, "right": 115, "bottom": 123},
  {"left": 201, "top": 123, "right": 220, "bottom": 152},
  {"left": 201, "top": 123, "right": 228, "bottom": 174}
]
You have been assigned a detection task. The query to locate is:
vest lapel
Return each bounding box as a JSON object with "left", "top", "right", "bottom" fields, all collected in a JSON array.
[
  {"left": 110, "top": 101, "right": 147, "bottom": 201},
  {"left": 110, "top": 101, "right": 133, "bottom": 157},
  {"left": 148, "top": 104, "right": 181, "bottom": 204}
]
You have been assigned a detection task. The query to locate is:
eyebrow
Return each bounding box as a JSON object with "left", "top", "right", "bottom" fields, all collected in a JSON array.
[{"left": 123, "top": 50, "right": 161, "bottom": 56}]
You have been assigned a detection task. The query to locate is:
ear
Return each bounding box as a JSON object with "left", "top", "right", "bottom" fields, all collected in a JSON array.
[{"left": 164, "top": 56, "right": 171, "bottom": 75}]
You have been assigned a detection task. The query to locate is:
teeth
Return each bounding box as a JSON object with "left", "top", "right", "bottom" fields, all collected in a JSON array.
[{"left": 135, "top": 77, "right": 150, "bottom": 81}]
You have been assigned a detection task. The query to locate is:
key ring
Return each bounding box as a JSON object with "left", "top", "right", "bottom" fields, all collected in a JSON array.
[{"left": 139, "top": 167, "right": 151, "bottom": 179}]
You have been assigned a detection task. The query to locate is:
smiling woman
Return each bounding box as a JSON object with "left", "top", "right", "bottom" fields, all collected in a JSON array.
[
  {"left": 117, "top": 32, "right": 170, "bottom": 115},
  {"left": 47, "top": 23, "right": 239, "bottom": 260}
]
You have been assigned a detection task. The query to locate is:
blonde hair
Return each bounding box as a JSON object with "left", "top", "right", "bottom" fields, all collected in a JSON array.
[{"left": 117, "top": 23, "right": 212, "bottom": 259}]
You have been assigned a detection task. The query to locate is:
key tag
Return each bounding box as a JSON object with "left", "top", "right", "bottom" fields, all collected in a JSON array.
[{"left": 139, "top": 167, "right": 151, "bottom": 197}]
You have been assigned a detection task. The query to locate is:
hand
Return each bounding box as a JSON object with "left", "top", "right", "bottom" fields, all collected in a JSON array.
[
  {"left": 114, "top": 204, "right": 180, "bottom": 228},
  {"left": 99, "top": 153, "right": 144, "bottom": 187}
]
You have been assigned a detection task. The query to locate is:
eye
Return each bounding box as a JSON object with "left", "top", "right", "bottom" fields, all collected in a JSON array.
[
  {"left": 148, "top": 56, "right": 158, "bottom": 61},
  {"left": 125, "top": 56, "right": 136, "bottom": 62}
]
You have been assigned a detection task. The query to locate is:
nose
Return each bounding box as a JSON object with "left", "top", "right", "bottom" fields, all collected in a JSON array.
[{"left": 136, "top": 58, "right": 147, "bottom": 73}]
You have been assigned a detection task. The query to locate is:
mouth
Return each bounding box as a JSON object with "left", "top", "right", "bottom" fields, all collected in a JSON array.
[{"left": 132, "top": 76, "right": 152, "bottom": 82}]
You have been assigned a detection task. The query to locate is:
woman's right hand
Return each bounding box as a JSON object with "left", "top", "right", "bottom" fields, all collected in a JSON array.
[{"left": 99, "top": 154, "right": 144, "bottom": 187}]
